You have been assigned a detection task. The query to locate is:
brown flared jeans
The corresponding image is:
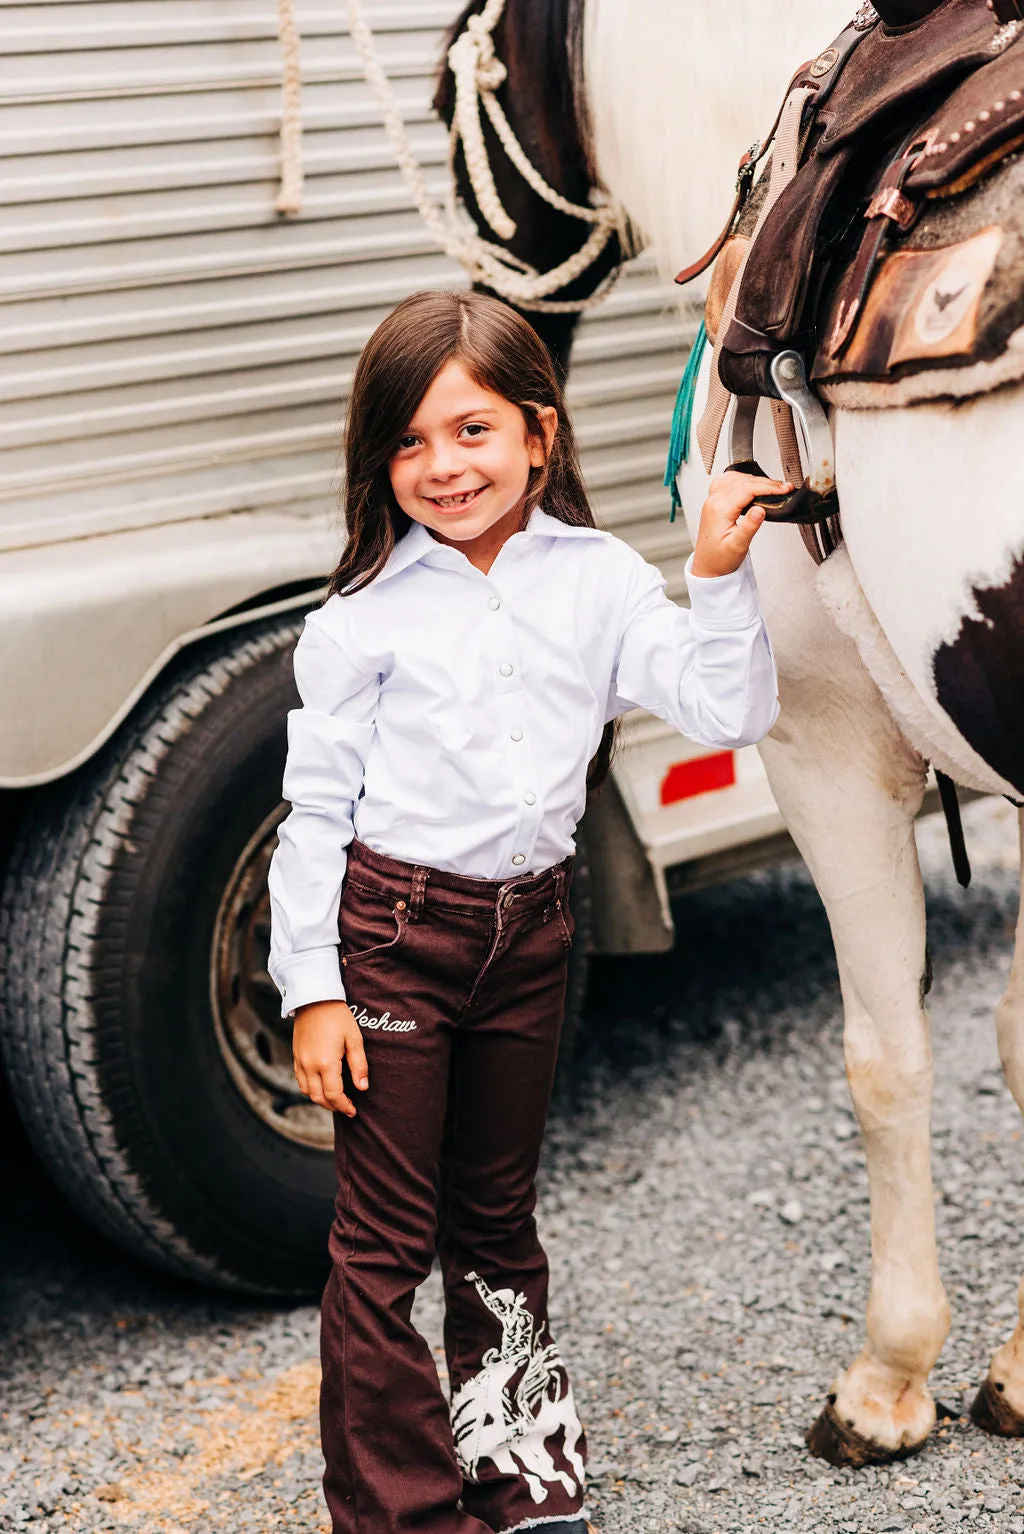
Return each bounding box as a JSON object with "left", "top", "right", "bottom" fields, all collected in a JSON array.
[{"left": 320, "top": 839, "right": 588, "bottom": 1534}]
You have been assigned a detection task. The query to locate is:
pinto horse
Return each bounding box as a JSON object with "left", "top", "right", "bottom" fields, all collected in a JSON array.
[{"left": 437, "top": 0, "right": 1024, "bottom": 1470}]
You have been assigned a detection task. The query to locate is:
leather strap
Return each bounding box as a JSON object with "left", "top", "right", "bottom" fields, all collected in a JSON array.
[
  {"left": 771, "top": 400, "right": 803, "bottom": 488},
  {"left": 936, "top": 770, "right": 971, "bottom": 888},
  {"left": 673, "top": 90, "right": 793, "bottom": 288},
  {"left": 770, "top": 399, "right": 833, "bottom": 561},
  {"left": 790, "top": 18, "right": 878, "bottom": 109},
  {"left": 825, "top": 123, "right": 933, "bottom": 358},
  {"left": 695, "top": 86, "right": 815, "bottom": 472},
  {"left": 674, "top": 178, "right": 754, "bottom": 290},
  {"left": 691, "top": 6, "right": 882, "bottom": 470},
  {"left": 674, "top": 18, "right": 875, "bottom": 290}
]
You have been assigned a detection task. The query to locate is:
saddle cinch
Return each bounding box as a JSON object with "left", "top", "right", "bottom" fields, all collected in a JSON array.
[{"left": 684, "top": 0, "right": 1024, "bottom": 558}]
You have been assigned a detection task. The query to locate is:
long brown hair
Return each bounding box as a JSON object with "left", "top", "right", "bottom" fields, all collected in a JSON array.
[{"left": 329, "top": 288, "right": 614, "bottom": 787}]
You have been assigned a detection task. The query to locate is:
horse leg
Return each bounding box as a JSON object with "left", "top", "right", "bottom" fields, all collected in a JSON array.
[
  {"left": 758, "top": 654, "right": 950, "bottom": 1465},
  {"left": 972, "top": 808, "right": 1024, "bottom": 1435},
  {"left": 676, "top": 371, "right": 950, "bottom": 1463}
]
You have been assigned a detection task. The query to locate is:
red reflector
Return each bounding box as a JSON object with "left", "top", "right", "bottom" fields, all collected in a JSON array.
[{"left": 660, "top": 751, "right": 736, "bottom": 805}]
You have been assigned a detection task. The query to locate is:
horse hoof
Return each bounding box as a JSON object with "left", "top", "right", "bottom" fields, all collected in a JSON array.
[
  {"left": 806, "top": 1397, "right": 926, "bottom": 1468},
  {"left": 970, "top": 1377, "right": 1024, "bottom": 1437}
]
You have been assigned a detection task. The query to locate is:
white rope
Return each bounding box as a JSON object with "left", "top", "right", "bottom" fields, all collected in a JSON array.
[
  {"left": 448, "top": 6, "right": 517, "bottom": 240},
  {"left": 345, "top": 0, "right": 621, "bottom": 314},
  {"left": 274, "top": 0, "right": 304, "bottom": 216}
]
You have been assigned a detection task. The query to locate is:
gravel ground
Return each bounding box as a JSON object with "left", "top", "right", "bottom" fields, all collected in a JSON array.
[{"left": 2, "top": 796, "right": 1022, "bottom": 1534}]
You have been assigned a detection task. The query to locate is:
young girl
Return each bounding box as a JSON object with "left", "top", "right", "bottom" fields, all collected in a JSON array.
[{"left": 268, "top": 289, "right": 783, "bottom": 1534}]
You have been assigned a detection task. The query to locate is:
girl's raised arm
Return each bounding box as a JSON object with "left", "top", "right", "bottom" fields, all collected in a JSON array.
[
  {"left": 609, "top": 545, "right": 780, "bottom": 750},
  {"left": 267, "top": 606, "right": 380, "bottom": 1017}
]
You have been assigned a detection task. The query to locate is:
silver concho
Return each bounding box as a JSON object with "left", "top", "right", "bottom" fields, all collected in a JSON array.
[
  {"left": 992, "top": 18, "right": 1023, "bottom": 50},
  {"left": 811, "top": 46, "right": 841, "bottom": 77}
]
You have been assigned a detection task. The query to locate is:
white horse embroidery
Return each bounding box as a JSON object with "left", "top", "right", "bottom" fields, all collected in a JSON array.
[{"left": 449, "top": 1272, "right": 586, "bottom": 1504}]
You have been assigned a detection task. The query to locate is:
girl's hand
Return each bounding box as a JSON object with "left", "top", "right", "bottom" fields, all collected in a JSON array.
[
  {"left": 691, "top": 470, "right": 793, "bottom": 579},
  {"left": 292, "top": 1000, "right": 369, "bottom": 1117}
]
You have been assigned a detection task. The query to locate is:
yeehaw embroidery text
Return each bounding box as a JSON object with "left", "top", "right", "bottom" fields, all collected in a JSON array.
[{"left": 350, "top": 1004, "right": 417, "bottom": 1033}]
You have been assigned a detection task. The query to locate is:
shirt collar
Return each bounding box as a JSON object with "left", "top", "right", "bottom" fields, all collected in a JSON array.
[
  {"left": 372, "top": 508, "right": 605, "bottom": 586},
  {"left": 523, "top": 508, "right": 607, "bottom": 541},
  {"left": 373, "top": 519, "right": 436, "bottom": 584}
]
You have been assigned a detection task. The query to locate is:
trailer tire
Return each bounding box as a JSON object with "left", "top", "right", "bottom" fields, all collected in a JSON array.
[
  {"left": 0, "top": 616, "right": 594, "bottom": 1291},
  {"left": 0, "top": 616, "right": 340, "bottom": 1294}
]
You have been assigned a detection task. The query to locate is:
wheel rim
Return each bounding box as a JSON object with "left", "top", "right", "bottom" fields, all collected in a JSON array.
[{"left": 210, "top": 803, "right": 334, "bottom": 1151}]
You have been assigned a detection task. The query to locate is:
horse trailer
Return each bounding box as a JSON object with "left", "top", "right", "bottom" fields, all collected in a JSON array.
[{"left": 0, "top": 0, "right": 788, "bottom": 1291}]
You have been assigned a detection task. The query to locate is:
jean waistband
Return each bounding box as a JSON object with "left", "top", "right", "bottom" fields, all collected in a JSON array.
[{"left": 346, "top": 838, "right": 572, "bottom": 916}]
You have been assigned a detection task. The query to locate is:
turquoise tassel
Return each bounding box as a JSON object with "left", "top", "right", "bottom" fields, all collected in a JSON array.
[{"left": 664, "top": 320, "right": 708, "bottom": 522}]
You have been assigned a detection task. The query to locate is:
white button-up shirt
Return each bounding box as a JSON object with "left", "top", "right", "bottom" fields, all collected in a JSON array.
[{"left": 268, "top": 509, "right": 778, "bottom": 1014}]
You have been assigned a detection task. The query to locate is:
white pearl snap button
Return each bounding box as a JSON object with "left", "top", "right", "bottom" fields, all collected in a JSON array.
[
  {"left": 511, "top": 854, "right": 526, "bottom": 866},
  {"left": 488, "top": 596, "right": 501, "bottom": 610},
  {"left": 499, "top": 662, "right": 513, "bottom": 677}
]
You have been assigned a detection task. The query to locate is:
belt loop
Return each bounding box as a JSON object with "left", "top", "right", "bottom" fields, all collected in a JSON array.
[
  {"left": 554, "top": 865, "right": 566, "bottom": 905},
  {"left": 409, "top": 865, "right": 429, "bottom": 922}
]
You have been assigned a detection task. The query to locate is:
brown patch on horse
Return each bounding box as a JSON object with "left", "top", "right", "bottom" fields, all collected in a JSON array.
[
  {"left": 933, "top": 552, "right": 1024, "bottom": 800},
  {"left": 971, "top": 1376, "right": 1024, "bottom": 1436},
  {"left": 806, "top": 1397, "right": 928, "bottom": 1468}
]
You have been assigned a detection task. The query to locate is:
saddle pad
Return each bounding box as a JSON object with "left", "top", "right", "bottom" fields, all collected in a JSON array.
[{"left": 813, "top": 149, "right": 1024, "bottom": 404}]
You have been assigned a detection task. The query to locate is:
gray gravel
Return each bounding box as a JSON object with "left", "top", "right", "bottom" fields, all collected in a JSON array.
[{"left": 2, "top": 797, "right": 1022, "bottom": 1533}]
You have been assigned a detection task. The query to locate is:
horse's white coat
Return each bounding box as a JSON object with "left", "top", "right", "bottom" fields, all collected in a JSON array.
[
  {"left": 586, "top": 0, "right": 1024, "bottom": 1453},
  {"left": 584, "top": 0, "right": 852, "bottom": 282}
]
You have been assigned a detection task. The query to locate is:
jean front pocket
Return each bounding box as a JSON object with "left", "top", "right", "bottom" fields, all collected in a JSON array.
[{"left": 338, "top": 884, "right": 409, "bottom": 968}]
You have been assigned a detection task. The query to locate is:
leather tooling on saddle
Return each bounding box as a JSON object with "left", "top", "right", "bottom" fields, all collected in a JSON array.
[
  {"left": 814, "top": 155, "right": 1024, "bottom": 400},
  {"left": 680, "top": 0, "right": 1024, "bottom": 555}
]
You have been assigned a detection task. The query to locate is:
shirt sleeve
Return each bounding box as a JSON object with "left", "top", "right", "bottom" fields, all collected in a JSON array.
[
  {"left": 608, "top": 549, "right": 780, "bottom": 747},
  {"left": 267, "top": 605, "right": 379, "bottom": 1016}
]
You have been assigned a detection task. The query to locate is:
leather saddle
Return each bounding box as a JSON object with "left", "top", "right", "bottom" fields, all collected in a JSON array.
[{"left": 684, "top": 0, "right": 1024, "bottom": 535}]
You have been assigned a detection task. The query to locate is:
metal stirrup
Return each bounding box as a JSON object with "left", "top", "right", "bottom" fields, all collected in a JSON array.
[{"left": 726, "top": 352, "right": 839, "bottom": 527}]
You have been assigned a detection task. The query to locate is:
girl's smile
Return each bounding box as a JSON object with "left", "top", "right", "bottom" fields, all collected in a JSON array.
[
  {"left": 389, "top": 360, "right": 556, "bottom": 571},
  {"left": 425, "top": 484, "right": 488, "bottom": 512}
]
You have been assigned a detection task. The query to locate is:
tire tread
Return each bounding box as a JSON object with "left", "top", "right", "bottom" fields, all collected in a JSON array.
[{"left": 0, "top": 619, "right": 302, "bottom": 1289}]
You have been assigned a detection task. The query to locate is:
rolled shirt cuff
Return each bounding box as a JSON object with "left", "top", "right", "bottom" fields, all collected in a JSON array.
[
  {"left": 684, "top": 552, "right": 762, "bottom": 630},
  {"left": 271, "top": 945, "right": 346, "bottom": 1018}
]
